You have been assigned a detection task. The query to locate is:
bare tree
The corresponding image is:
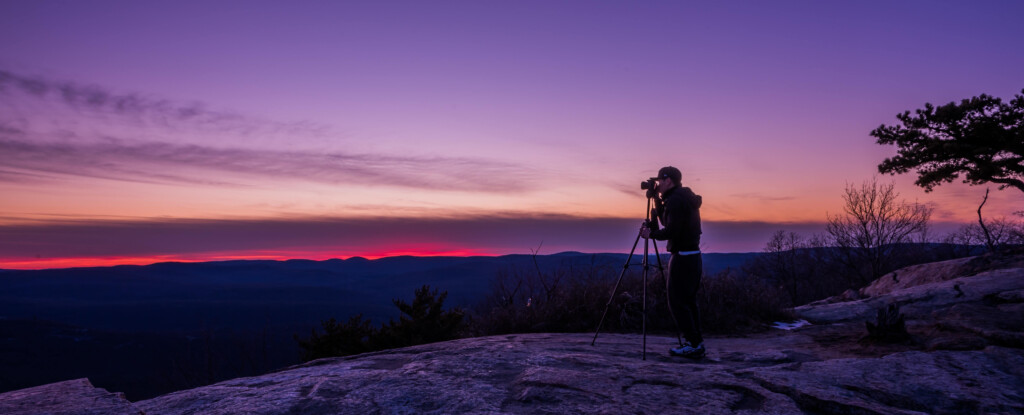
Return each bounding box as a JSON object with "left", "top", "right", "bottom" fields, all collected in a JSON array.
[
  {"left": 825, "top": 178, "right": 932, "bottom": 286},
  {"left": 946, "top": 216, "right": 1024, "bottom": 251}
]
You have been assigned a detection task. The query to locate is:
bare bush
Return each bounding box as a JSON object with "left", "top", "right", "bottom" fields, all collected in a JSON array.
[
  {"left": 698, "top": 269, "right": 794, "bottom": 332},
  {"left": 743, "top": 231, "right": 845, "bottom": 306},
  {"left": 470, "top": 254, "right": 626, "bottom": 334}
]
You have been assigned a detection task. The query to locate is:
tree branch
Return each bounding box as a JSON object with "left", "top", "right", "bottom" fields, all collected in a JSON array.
[{"left": 978, "top": 188, "right": 994, "bottom": 252}]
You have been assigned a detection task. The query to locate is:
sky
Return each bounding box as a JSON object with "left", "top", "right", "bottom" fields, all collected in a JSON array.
[{"left": 1, "top": 1, "right": 1022, "bottom": 269}]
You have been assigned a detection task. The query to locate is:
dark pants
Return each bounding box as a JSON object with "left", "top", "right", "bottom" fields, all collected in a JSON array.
[{"left": 667, "top": 253, "right": 703, "bottom": 345}]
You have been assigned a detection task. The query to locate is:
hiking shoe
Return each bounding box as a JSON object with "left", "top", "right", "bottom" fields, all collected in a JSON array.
[{"left": 669, "top": 342, "right": 705, "bottom": 358}]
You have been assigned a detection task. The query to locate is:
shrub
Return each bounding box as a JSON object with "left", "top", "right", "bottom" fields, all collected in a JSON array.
[
  {"left": 294, "top": 314, "right": 375, "bottom": 362},
  {"left": 295, "top": 285, "right": 464, "bottom": 362},
  {"left": 865, "top": 303, "right": 910, "bottom": 343},
  {"left": 373, "top": 285, "right": 465, "bottom": 350}
]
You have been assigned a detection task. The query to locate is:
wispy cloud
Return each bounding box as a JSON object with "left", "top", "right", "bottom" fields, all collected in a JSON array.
[
  {"left": 0, "top": 69, "right": 328, "bottom": 139},
  {"left": 729, "top": 193, "right": 797, "bottom": 202},
  {"left": 0, "top": 70, "right": 539, "bottom": 192},
  {"left": 0, "top": 167, "right": 52, "bottom": 184},
  {"left": 0, "top": 134, "right": 537, "bottom": 191}
]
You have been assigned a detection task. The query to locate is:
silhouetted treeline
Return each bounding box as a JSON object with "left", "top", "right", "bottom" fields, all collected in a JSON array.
[
  {"left": 467, "top": 252, "right": 792, "bottom": 336},
  {"left": 742, "top": 178, "right": 1022, "bottom": 307},
  {"left": 742, "top": 238, "right": 986, "bottom": 307}
]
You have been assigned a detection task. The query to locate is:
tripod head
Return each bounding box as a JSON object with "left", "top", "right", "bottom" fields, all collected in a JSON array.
[
  {"left": 644, "top": 193, "right": 660, "bottom": 230},
  {"left": 640, "top": 177, "right": 659, "bottom": 199}
]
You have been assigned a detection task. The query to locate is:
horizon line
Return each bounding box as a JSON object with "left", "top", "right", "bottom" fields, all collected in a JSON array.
[{"left": 0, "top": 249, "right": 772, "bottom": 271}]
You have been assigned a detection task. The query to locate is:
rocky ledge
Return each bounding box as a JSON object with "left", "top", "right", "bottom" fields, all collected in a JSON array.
[{"left": 2, "top": 253, "right": 1023, "bottom": 414}]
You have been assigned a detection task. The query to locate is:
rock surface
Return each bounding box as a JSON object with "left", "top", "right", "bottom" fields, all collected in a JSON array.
[
  {"left": 4, "top": 253, "right": 1024, "bottom": 414},
  {"left": 132, "top": 332, "right": 1024, "bottom": 415},
  {"left": 862, "top": 252, "right": 1024, "bottom": 297},
  {"left": 0, "top": 378, "right": 142, "bottom": 415},
  {"left": 795, "top": 255, "right": 1024, "bottom": 351}
]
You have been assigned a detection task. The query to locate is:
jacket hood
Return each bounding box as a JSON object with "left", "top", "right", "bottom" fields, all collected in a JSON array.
[{"left": 680, "top": 187, "right": 702, "bottom": 208}]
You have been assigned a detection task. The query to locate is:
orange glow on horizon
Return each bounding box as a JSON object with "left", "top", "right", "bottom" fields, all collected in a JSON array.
[{"left": 0, "top": 247, "right": 501, "bottom": 270}]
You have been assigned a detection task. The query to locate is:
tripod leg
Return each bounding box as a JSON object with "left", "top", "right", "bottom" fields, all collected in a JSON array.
[
  {"left": 642, "top": 234, "right": 649, "bottom": 360},
  {"left": 592, "top": 229, "right": 642, "bottom": 346},
  {"left": 651, "top": 241, "right": 683, "bottom": 347}
]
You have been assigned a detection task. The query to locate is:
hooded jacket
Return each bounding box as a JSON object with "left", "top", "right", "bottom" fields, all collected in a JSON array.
[{"left": 649, "top": 186, "right": 702, "bottom": 253}]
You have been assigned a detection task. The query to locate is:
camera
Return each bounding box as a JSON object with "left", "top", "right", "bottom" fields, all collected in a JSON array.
[
  {"left": 640, "top": 177, "right": 658, "bottom": 198},
  {"left": 640, "top": 177, "right": 657, "bottom": 190}
]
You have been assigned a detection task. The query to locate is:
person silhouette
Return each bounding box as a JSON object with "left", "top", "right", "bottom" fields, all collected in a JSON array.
[{"left": 640, "top": 166, "right": 705, "bottom": 358}]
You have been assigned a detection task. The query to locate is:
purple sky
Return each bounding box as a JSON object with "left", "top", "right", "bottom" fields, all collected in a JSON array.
[{"left": 1, "top": 1, "right": 1022, "bottom": 268}]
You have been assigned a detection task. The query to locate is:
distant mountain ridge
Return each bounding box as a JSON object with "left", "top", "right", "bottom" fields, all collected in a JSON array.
[{"left": 0, "top": 252, "right": 757, "bottom": 331}]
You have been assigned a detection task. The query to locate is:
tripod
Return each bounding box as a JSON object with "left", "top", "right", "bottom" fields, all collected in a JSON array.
[{"left": 591, "top": 196, "right": 679, "bottom": 360}]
